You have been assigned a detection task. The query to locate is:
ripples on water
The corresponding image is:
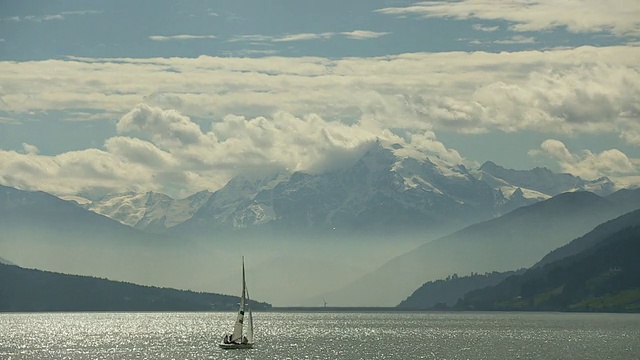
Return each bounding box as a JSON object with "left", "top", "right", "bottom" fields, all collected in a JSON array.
[{"left": 1, "top": 312, "right": 639, "bottom": 359}]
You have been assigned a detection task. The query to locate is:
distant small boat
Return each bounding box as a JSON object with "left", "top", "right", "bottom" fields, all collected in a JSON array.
[{"left": 219, "top": 257, "right": 254, "bottom": 349}]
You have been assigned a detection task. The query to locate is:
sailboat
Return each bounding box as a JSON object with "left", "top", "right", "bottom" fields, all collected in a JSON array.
[{"left": 219, "top": 257, "right": 254, "bottom": 349}]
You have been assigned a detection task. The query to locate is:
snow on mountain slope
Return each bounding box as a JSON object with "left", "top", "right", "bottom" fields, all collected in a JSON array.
[
  {"left": 85, "top": 190, "right": 212, "bottom": 232},
  {"left": 173, "top": 141, "right": 498, "bottom": 237},
  {"left": 81, "top": 142, "right": 621, "bottom": 236},
  {"left": 85, "top": 192, "right": 151, "bottom": 227},
  {"left": 477, "top": 161, "right": 615, "bottom": 197}
]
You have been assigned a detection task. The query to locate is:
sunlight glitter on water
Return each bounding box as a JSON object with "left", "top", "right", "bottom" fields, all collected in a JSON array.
[{"left": 1, "top": 312, "right": 640, "bottom": 360}]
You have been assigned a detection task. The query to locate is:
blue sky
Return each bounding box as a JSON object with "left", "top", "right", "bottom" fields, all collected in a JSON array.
[{"left": 1, "top": 0, "right": 639, "bottom": 198}]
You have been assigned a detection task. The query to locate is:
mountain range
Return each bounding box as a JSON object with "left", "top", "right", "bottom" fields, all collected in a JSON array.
[
  {"left": 399, "top": 208, "right": 640, "bottom": 310},
  {"left": 80, "top": 142, "right": 616, "bottom": 241},
  {"left": 320, "top": 189, "right": 640, "bottom": 306},
  {"left": 455, "top": 210, "right": 640, "bottom": 312},
  {"left": 81, "top": 190, "right": 212, "bottom": 234},
  {"left": 0, "top": 141, "right": 636, "bottom": 306}
]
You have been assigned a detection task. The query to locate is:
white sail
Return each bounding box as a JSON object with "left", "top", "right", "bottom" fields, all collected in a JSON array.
[
  {"left": 245, "top": 286, "right": 253, "bottom": 343},
  {"left": 219, "top": 257, "right": 254, "bottom": 349},
  {"left": 230, "top": 257, "right": 247, "bottom": 343}
]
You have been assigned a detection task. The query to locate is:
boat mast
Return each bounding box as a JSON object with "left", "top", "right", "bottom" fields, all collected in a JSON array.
[{"left": 231, "top": 256, "right": 246, "bottom": 342}]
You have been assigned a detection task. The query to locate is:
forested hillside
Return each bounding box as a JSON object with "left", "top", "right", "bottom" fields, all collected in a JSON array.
[
  {"left": 397, "top": 270, "right": 524, "bottom": 309},
  {"left": 0, "top": 263, "right": 271, "bottom": 312},
  {"left": 455, "top": 226, "right": 640, "bottom": 312}
]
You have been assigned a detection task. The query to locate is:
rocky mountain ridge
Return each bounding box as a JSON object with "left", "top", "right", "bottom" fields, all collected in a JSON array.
[{"left": 79, "top": 142, "right": 618, "bottom": 239}]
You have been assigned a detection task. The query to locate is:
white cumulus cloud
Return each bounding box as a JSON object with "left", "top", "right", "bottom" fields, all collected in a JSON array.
[
  {"left": 529, "top": 139, "right": 639, "bottom": 181},
  {"left": 117, "top": 103, "right": 207, "bottom": 147}
]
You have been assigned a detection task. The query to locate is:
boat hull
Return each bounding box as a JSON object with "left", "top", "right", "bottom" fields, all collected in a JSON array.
[{"left": 218, "top": 343, "right": 253, "bottom": 349}]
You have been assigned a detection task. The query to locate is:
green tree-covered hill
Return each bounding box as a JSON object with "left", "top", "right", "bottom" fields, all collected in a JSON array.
[
  {"left": 0, "top": 263, "right": 271, "bottom": 312},
  {"left": 397, "top": 270, "right": 524, "bottom": 309},
  {"left": 455, "top": 225, "right": 640, "bottom": 312}
]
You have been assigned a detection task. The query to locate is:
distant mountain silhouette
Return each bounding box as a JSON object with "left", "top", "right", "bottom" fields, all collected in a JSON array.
[
  {"left": 534, "top": 208, "right": 640, "bottom": 268},
  {"left": 0, "top": 263, "right": 272, "bottom": 312},
  {"left": 0, "top": 255, "right": 15, "bottom": 266},
  {"left": 323, "top": 189, "right": 640, "bottom": 306},
  {"left": 455, "top": 219, "right": 640, "bottom": 312},
  {"left": 0, "top": 184, "right": 211, "bottom": 296},
  {"left": 0, "top": 184, "right": 166, "bottom": 246}
]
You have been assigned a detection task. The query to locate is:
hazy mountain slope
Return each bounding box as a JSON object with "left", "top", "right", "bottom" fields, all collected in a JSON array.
[
  {"left": 534, "top": 208, "right": 640, "bottom": 268},
  {"left": 0, "top": 185, "right": 161, "bottom": 245},
  {"left": 455, "top": 225, "right": 640, "bottom": 312},
  {"left": 323, "top": 190, "right": 640, "bottom": 306},
  {"left": 602, "top": 188, "right": 640, "bottom": 214},
  {"left": 0, "top": 184, "right": 374, "bottom": 306},
  {"left": 0, "top": 256, "right": 15, "bottom": 266},
  {"left": 397, "top": 270, "right": 524, "bottom": 309},
  {"left": 0, "top": 185, "right": 198, "bottom": 295},
  {"left": 399, "top": 208, "right": 640, "bottom": 310},
  {"left": 0, "top": 263, "right": 271, "bottom": 311}
]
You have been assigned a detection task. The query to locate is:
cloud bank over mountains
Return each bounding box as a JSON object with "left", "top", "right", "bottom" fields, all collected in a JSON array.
[
  {"left": 0, "top": 1, "right": 639, "bottom": 199},
  {"left": 1, "top": 46, "right": 637, "bottom": 136},
  {"left": 0, "top": 44, "right": 639, "bottom": 198}
]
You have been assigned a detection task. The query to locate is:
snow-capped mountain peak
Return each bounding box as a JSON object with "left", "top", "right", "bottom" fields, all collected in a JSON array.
[{"left": 81, "top": 142, "right": 620, "bottom": 237}]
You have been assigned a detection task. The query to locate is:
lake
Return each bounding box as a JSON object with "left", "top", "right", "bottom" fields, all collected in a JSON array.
[{"left": 1, "top": 312, "right": 639, "bottom": 359}]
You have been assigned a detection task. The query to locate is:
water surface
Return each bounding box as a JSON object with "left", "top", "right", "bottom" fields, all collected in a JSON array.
[{"left": 1, "top": 312, "right": 639, "bottom": 359}]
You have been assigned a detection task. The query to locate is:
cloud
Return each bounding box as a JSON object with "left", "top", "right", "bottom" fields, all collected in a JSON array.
[
  {"left": 224, "top": 49, "right": 279, "bottom": 57},
  {"left": 4, "top": 10, "right": 100, "bottom": 22},
  {"left": 0, "top": 148, "right": 157, "bottom": 197},
  {"left": 621, "top": 130, "right": 640, "bottom": 146},
  {"left": 272, "top": 32, "right": 335, "bottom": 42},
  {"left": 0, "top": 115, "right": 19, "bottom": 124},
  {"left": 229, "top": 30, "right": 388, "bottom": 43},
  {"left": 149, "top": 35, "right": 216, "bottom": 42},
  {"left": 376, "top": 0, "right": 640, "bottom": 36},
  {"left": 529, "top": 139, "right": 639, "bottom": 180},
  {"left": 465, "top": 35, "right": 537, "bottom": 46},
  {"left": 493, "top": 35, "right": 536, "bottom": 44},
  {"left": 228, "top": 34, "right": 274, "bottom": 43},
  {"left": 25, "top": 14, "right": 63, "bottom": 21},
  {"left": 117, "top": 103, "right": 207, "bottom": 147},
  {"left": 341, "top": 30, "right": 390, "bottom": 40},
  {"left": 408, "top": 131, "right": 467, "bottom": 166},
  {"left": 104, "top": 136, "right": 175, "bottom": 168},
  {"left": 472, "top": 24, "right": 499, "bottom": 32},
  {"left": 22, "top": 143, "right": 39, "bottom": 155},
  {"left": 0, "top": 101, "right": 482, "bottom": 198},
  {"left": 1, "top": 46, "right": 638, "bottom": 140}
]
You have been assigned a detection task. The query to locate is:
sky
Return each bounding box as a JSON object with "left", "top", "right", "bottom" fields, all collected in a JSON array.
[{"left": 1, "top": 0, "right": 640, "bottom": 199}]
